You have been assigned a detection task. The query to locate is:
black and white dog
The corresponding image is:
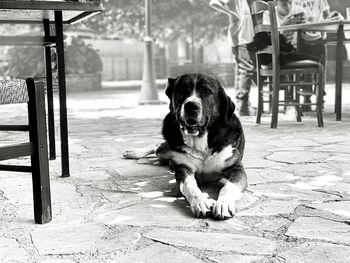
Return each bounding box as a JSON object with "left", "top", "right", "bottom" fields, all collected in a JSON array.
[{"left": 124, "top": 73, "right": 247, "bottom": 219}]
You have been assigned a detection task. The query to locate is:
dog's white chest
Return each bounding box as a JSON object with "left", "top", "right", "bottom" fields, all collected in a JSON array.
[
  {"left": 183, "top": 132, "right": 209, "bottom": 156},
  {"left": 181, "top": 132, "right": 237, "bottom": 174}
]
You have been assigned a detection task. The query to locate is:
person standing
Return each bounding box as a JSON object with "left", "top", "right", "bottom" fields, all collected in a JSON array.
[{"left": 209, "top": 0, "right": 256, "bottom": 116}]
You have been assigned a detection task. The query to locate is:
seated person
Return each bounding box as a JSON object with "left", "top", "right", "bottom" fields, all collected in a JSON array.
[
  {"left": 248, "top": 0, "right": 320, "bottom": 67},
  {"left": 263, "top": 0, "right": 306, "bottom": 46},
  {"left": 293, "top": 0, "right": 343, "bottom": 110}
]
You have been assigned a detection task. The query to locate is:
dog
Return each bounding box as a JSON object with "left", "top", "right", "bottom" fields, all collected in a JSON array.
[{"left": 124, "top": 73, "right": 247, "bottom": 219}]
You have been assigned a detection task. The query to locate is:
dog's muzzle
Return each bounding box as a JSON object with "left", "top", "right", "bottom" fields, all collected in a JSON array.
[{"left": 180, "top": 100, "right": 205, "bottom": 136}]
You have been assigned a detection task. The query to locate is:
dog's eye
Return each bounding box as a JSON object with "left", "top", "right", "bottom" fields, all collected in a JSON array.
[{"left": 201, "top": 87, "right": 213, "bottom": 96}]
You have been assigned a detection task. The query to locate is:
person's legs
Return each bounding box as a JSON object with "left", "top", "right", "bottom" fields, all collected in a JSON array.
[
  {"left": 299, "top": 41, "right": 326, "bottom": 111},
  {"left": 232, "top": 44, "right": 256, "bottom": 116}
]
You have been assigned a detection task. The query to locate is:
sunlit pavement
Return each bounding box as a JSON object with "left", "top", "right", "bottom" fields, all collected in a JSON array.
[{"left": 1, "top": 83, "right": 350, "bottom": 262}]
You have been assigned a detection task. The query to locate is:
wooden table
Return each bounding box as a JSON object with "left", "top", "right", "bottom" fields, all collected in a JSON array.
[
  {"left": 279, "top": 20, "right": 350, "bottom": 121},
  {"left": 0, "top": 1, "right": 103, "bottom": 177}
]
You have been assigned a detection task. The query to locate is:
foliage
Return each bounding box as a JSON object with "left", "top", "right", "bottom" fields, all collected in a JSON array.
[
  {"left": 72, "top": 0, "right": 228, "bottom": 46},
  {"left": 65, "top": 37, "right": 103, "bottom": 74},
  {"left": 6, "top": 46, "right": 44, "bottom": 78},
  {"left": 6, "top": 36, "right": 102, "bottom": 78}
]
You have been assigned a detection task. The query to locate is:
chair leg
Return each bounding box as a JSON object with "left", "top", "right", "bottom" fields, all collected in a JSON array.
[
  {"left": 295, "top": 89, "right": 302, "bottom": 122},
  {"left": 294, "top": 74, "right": 302, "bottom": 122},
  {"left": 271, "top": 76, "right": 280, "bottom": 129},
  {"left": 316, "top": 70, "right": 324, "bottom": 128},
  {"left": 27, "top": 79, "right": 52, "bottom": 224},
  {"left": 268, "top": 77, "right": 273, "bottom": 113},
  {"left": 294, "top": 76, "right": 302, "bottom": 122},
  {"left": 44, "top": 19, "right": 56, "bottom": 160},
  {"left": 256, "top": 76, "right": 264, "bottom": 124}
]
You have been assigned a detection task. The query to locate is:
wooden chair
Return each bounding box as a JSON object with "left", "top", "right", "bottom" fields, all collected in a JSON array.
[
  {"left": 251, "top": 1, "right": 324, "bottom": 128},
  {"left": 0, "top": 78, "right": 52, "bottom": 224}
]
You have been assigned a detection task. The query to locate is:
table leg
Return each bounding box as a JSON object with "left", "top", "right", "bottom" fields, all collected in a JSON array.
[
  {"left": 335, "top": 24, "right": 344, "bottom": 121},
  {"left": 55, "top": 11, "right": 70, "bottom": 177},
  {"left": 43, "top": 19, "right": 56, "bottom": 160}
]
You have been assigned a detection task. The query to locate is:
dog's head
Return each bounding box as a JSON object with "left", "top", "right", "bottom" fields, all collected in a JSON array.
[{"left": 165, "top": 73, "right": 235, "bottom": 136}]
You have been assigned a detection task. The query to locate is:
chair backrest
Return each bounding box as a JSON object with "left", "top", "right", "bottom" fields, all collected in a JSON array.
[
  {"left": 0, "top": 79, "right": 29, "bottom": 105},
  {"left": 250, "top": 0, "right": 268, "bottom": 29},
  {"left": 250, "top": 1, "right": 281, "bottom": 71}
]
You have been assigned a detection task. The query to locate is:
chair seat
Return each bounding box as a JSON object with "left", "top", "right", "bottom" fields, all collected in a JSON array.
[
  {"left": 261, "top": 60, "right": 321, "bottom": 70},
  {"left": 281, "top": 60, "right": 321, "bottom": 69},
  {"left": 0, "top": 79, "right": 29, "bottom": 105}
]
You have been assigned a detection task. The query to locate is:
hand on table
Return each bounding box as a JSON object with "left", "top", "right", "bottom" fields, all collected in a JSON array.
[
  {"left": 327, "top": 11, "right": 343, "bottom": 21},
  {"left": 282, "top": 13, "right": 306, "bottom": 26}
]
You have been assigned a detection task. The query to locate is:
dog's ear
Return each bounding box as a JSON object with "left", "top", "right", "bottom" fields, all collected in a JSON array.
[
  {"left": 165, "top": 78, "right": 176, "bottom": 99},
  {"left": 219, "top": 83, "right": 236, "bottom": 124}
]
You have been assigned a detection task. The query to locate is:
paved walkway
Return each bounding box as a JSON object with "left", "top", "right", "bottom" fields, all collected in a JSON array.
[{"left": 1, "top": 84, "right": 350, "bottom": 263}]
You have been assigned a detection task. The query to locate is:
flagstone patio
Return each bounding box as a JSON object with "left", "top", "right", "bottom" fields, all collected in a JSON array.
[{"left": 1, "top": 84, "right": 350, "bottom": 263}]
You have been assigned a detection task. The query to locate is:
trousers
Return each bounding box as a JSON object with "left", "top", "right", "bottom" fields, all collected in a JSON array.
[{"left": 232, "top": 44, "right": 256, "bottom": 102}]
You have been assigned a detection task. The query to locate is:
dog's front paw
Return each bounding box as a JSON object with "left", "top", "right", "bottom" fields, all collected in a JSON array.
[
  {"left": 190, "top": 196, "right": 215, "bottom": 218},
  {"left": 212, "top": 197, "right": 236, "bottom": 220}
]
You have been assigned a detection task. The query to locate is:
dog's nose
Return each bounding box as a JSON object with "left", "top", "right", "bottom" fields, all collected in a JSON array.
[{"left": 184, "top": 101, "right": 199, "bottom": 114}]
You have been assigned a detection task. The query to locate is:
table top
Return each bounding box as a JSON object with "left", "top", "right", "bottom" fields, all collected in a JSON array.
[
  {"left": 279, "top": 19, "right": 350, "bottom": 33},
  {"left": 0, "top": 1, "right": 103, "bottom": 24}
]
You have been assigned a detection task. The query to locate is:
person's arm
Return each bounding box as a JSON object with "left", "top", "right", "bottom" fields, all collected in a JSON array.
[
  {"left": 209, "top": 0, "right": 240, "bottom": 21},
  {"left": 318, "top": 0, "right": 342, "bottom": 20}
]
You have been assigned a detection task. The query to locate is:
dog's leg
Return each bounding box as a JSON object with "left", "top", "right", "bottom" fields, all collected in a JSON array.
[
  {"left": 212, "top": 162, "right": 247, "bottom": 219},
  {"left": 175, "top": 165, "right": 215, "bottom": 217},
  {"left": 123, "top": 144, "right": 159, "bottom": 159}
]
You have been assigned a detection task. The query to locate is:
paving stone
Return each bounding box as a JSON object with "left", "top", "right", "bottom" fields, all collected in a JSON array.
[
  {"left": 144, "top": 229, "right": 276, "bottom": 255},
  {"left": 48, "top": 182, "right": 99, "bottom": 224},
  {"left": 39, "top": 259, "right": 76, "bottom": 263},
  {"left": 279, "top": 242, "right": 350, "bottom": 263},
  {"left": 243, "top": 158, "right": 285, "bottom": 169},
  {"left": 253, "top": 217, "right": 291, "bottom": 232},
  {"left": 327, "top": 153, "right": 350, "bottom": 163},
  {"left": 31, "top": 223, "right": 107, "bottom": 255},
  {"left": 96, "top": 199, "right": 199, "bottom": 227},
  {"left": 209, "top": 254, "right": 262, "bottom": 263},
  {"left": 0, "top": 237, "right": 29, "bottom": 262},
  {"left": 318, "top": 144, "right": 350, "bottom": 154},
  {"left": 0, "top": 176, "right": 35, "bottom": 206},
  {"left": 284, "top": 163, "right": 341, "bottom": 178},
  {"left": 115, "top": 243, "right": 203, "bottom": 263},
  {"left": 70, "top": 171, "right": 111, "bottom": 181},
  {"left": 97, "top": 195, "right": 255, "bottom": 230},
  {"left": 237, "top": 199, "right": 300, "bottom": 216},
  {"left": 94, "top": 191, "right": 142, "bottom": 213},
  {"left": 341, "top": 164, "right": 350, "bottom": 183},
  {"left": 312, "top": 135, "right": 350, "bottom": 145},
  {"left": 307, "top": 201, "right": 350, "bottom": 218},
  {"left": 249, "top": 183, "right": 339, "bottom": 202},
  {"left": 247, "top": 168, "right": 298, "bottom": 184},
  {"left": 267, "top": 151, "right": 331, "bottom": 164},
  {"left": 265, "top": 138, "right": 321, "bottom": 148},
  {"left": 299, "top": 180, "right": 350, "bottom": 197},
  {"left": 286, "top": 217, "right": 350, "bottom": 244}
]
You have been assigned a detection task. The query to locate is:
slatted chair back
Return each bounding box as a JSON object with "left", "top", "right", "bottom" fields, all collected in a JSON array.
[{"left": 0, "top": 78, "right": 52, "bottom": 224}]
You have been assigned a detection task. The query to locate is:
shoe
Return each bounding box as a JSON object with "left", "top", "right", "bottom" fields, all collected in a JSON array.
[
  {"left": 302, "top": 96, "right": 312, "bottom": 112},
  {"left": 237, "top": 101, "right": 256, "bottom": 116},
  {"left": 301, "top": 105, "right": 312, "bottom": 112}
]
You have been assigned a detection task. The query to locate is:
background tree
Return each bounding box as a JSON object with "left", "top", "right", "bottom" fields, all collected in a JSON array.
[{"left": 74, "top": 0, "right": 227, "bottom": 46}]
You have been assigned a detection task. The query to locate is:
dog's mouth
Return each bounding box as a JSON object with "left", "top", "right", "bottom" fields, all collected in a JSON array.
[{"left": 180, "top": 118, "right": 208, "bottom": 136}]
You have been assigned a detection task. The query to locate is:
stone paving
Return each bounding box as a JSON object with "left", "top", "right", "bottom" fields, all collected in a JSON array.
[{"left": 1, "top": 84, "right": 350, "bottom": 263}]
